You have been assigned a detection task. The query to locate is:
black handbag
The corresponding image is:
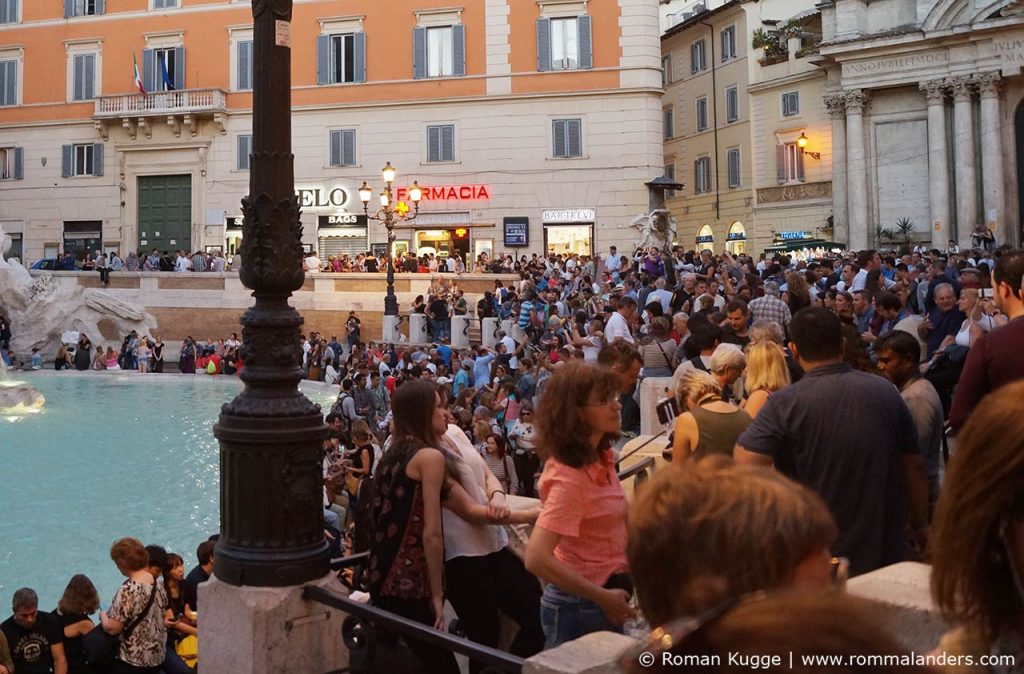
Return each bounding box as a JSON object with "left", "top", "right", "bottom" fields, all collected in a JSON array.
[{"left": 83, "top": 580, "right": 158, "bottom": 667}]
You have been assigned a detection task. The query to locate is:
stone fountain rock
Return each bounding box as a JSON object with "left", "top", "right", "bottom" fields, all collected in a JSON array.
[
  {"left": 0, "top": 224, "right": 158, "bottom": 359},
  {"left": 0, "top": 381, "right": 46, "bottom": 414}
]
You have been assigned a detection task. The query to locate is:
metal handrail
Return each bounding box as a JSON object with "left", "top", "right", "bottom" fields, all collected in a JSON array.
[
  {"left": 304, "top": 584, "right": 525, "bottom": 674},
  {"left": 617, "top": 456, "right": 656, "bottom": 485}
]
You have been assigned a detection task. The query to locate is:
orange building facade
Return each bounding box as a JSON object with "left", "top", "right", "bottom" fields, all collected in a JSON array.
[{"left": 0, "top": 0, "right": 664, "bottom": 264}]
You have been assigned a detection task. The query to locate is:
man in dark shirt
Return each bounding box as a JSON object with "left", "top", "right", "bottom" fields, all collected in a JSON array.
[
  {"left": 1, "top": 588, "right": 66, "bottom": 674},
  {"left": 183, "top": 540, "right": 215, "bottom": 613},
  {"left": 721, "top": 299, "right": 751, "bottom": 349},
  {"left": 735, "top": 307, "right": 928, "bottom": 576},
  {"left": 950, "top": 249, "right": 1024, "bottom": 432}
]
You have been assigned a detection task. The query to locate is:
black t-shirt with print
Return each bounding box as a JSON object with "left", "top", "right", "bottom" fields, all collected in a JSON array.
[{"left": 1, "top": 611, "right": 62, "bottom": 674}]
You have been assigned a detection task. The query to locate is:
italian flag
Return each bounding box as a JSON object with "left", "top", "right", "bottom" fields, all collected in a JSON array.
[{"left": 133, "top": 53, "right": 146, "bottom": 95}]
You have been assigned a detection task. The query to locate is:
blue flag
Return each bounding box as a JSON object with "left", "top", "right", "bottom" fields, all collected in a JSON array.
[{"left": 159, "top": 55, "right": 175, "bottom": 91}]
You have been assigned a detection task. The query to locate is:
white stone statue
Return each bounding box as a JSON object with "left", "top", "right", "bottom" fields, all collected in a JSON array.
[
  {"left": 0, "top": 223, "right": 158, "bottom": 359},
  {"left": 629, "top": 209, "right": 677, "bottom": 253}
]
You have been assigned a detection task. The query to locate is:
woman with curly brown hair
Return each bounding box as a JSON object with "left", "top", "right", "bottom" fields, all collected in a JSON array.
[
  {"left": 524, "top": 362, "right": 635, "bottom": 648},
  {"left": 931, "top": 380, "right": 1024, "bottom": 673},
  {"left": 55, "top": 574, "right": 100, "bottom": 674}
]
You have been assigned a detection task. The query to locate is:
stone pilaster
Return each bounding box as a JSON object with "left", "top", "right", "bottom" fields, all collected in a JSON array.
[
  {"left": 844, "top": 89, "right": 870, "bottom": 251},
  {"left": 920, "top": 79, "right": 951, "bottom": 248},
  {"left": 948, "top": 76, "right": 978, "bottom": 248},
  {"left": 977, "top": 72, "right": 1007, "bottom": 245},
  {"left": 825, "top": 93, "right": 848, "bottom": 246}
]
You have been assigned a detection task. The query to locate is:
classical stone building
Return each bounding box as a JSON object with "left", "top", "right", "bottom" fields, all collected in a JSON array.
[
  {"left": 817, "top": 0, "right": 1024, "bottom": 250},
  {"left": 0, "top": 0, "right": 663, "bottom": 265},
  {"left": 662, "top": 0, "right": 830, "bottom": 255}
]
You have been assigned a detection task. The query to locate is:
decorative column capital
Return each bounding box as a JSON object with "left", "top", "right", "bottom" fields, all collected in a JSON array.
[
  {"left": 919, "top": 79, "right": 948, "bottom": 104},
  {"left": 977, "top": 71, "right": 1002, "bottom": 98},
  {"left": 946, "top": 76, "right": 975, "bottom": 102},
  {"left": 824, "top": 93, "right": 847, "bottom": 118},
  {"left": 843, "top": 89, "right": 870, "bottom": 114}
]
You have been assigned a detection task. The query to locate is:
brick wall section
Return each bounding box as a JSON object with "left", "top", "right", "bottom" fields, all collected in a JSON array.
[
  {"left": 158, "top": 276, "right": 227, "bottom": 291},
  {"left": 147, "top": 308, "right": 387, "bottom": 345}
]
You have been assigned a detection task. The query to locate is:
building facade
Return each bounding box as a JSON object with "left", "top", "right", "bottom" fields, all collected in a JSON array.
[
  {"left": 662, "top": 0, "right": 825, "bottom": 255},
  {"left": 817, "top": 0, "right": 1024, "bottom": 250},
  {"left": 0, "top": 0, "right": 664, "bottom": 265}
]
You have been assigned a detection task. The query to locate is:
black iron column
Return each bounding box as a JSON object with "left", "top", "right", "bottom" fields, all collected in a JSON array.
[
  {"left": 385, "top": 223, "right": 398, "bottom": 316},
  {"left": 212, "top": 0, "right": 330, "bottom": 587}
]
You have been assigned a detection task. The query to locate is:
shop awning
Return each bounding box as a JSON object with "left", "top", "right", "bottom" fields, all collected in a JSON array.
[{"left": 764, "top": 238, "right": 846, "bottom": 252}]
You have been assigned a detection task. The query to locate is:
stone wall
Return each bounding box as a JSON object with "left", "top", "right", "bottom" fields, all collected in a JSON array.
[{"left": 28, "top": 270, "right": 518, "bottom": 349}]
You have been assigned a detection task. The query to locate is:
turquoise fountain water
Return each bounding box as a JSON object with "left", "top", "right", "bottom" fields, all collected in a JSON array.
[{"left": 0, "top": 373, "right": 335, "bottom": 610}]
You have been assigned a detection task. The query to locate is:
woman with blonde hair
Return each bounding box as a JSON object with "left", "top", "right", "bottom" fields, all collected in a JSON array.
[
  {"left": 931, "top": 380, "right": 1024, "bottom": 672},
  {"left": 741, "top": 341, "right": 791, "bottom": 419},
  {"left": 524, "top": 362, "right": 636, "bottom": 648},
  {"left": 671, "top": 370, "right": 751, "bottom": 462}
]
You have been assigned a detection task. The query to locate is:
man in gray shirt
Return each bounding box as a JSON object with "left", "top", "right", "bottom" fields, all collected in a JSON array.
[{"left": 876, "top": 331, "right": 944, "bottom": 515}]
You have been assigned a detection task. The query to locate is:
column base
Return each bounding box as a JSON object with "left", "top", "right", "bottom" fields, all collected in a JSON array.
[
  {"left": 382, "top": 314, "right": 401, "bottom": 343},
  {"left": 199, "top": 574, "right": 349, "bottom": 674}
]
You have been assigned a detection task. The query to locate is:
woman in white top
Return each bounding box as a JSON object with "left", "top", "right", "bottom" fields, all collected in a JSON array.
[
  {"left": 439, "top": 420, "right": 543, "bottom": 667},
  {"left": 954, "top": 288, "right": 1007, "bottom": 349}
]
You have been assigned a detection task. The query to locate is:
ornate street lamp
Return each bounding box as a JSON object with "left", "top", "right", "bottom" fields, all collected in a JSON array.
[
  {"left": 359, "top": 164, "right": 422, "bottom": 341},
  {"left": 212, "top": 0, "right": 329, "bottom": 587}
]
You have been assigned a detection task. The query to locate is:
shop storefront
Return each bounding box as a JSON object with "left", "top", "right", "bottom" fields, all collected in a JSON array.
[
  {"left": 696, "top": 225, "right": 715, "bottom": 253},
  {"left": 414, "top": 227, "right": 470, "bottom": 259},
  {"left": 63, "top": 221, "right": 103, "bottom": 260},
  {"left": 542, "top": 209, "right": 594, "bottom": 257},
  {"left": 318, "top": 214, "right": 369, "bottom": 260},
  {"left": 726, "top": 222, "right": 747, "bottom": 255},
  {"left": 765, "top": 230, "right": 846, "bottom": 255}
]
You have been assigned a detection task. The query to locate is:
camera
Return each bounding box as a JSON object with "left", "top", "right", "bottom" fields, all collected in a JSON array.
[
  {"left": 656, "top": 396, "right": 679, "bottom": 426},
  {"left": 980, "top": 288, "right": 994, "bottom": 299}
]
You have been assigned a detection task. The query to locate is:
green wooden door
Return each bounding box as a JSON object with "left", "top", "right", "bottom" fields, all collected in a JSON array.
[{"left": 138, "top": 175, "right": 192, "bottom": 254}]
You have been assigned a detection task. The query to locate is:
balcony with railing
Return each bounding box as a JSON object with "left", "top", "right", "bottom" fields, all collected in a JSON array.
[{"left": 92, "top": 88, "right": 228, "bottom": 140}]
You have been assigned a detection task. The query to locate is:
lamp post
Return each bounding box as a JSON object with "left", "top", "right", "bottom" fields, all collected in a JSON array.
[{"left": 359, "top": 163, "right": 422, "bottom": 341}]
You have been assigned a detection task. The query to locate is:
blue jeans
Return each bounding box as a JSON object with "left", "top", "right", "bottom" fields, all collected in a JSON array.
[{"left": 540, "top": 584, "right": 620, "bottom": 649}]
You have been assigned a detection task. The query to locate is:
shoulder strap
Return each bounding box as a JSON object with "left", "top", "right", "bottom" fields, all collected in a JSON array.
[
  {"left": 690, "top": 356, "right": 710, "bottom": 373},
  {"left": 121, "top": 581, "right": 159, "bottom": 640},
  {"left": 655, "top": 340, "right": 674, "bottom": 370}
]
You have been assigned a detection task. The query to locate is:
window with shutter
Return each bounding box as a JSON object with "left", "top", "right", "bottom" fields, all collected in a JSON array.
[
  {"left": 663, "top": 108, "right": 674, "bottom": 140},
  {"left": 426, "top": 26, "right": 454, "bottom": 77},
  {"left": 696, "top": 97, "right": 708, "bottom": 132},
  {"left": 691, "top": 40, "right": 706, "bottom": 73},
  {"left": 237, "top": 135, "right": 252, "bottom": 171},
  {"left": 721, "top": 26, "right": 736, "bottom": 61},
  {"left": 725, "top": 86, "right": 738, "bottom": 123},
  {"left": 536, "top": 18, "right": 552, "bottom": 71},
  {"left": 426, "top": 125, "right": 455, "bottom": 163},
  {"left": 237, "top": 40, "right": 252, "bottom": 91},
  {"left": 72, "top": 144, "right": 94, "bottom": 177},
  {"left": 695, "top": 157, "right": 711, "bottom": 194},
  {"left": 552, "top": 119, "right": 582, "bottom": 158},
  {"left": 0, "top": 60, "right": 16, "bottom": 106},
  {"left": 782, "top": 91, "right": 799, "bottom": 117},
  {"left": 329, "top": 130, "right": 357, "bottom": 167},
  {"left": 329, "top": 34, "right": 356, "bottom": 84},
  {"left": 0, "top": 148, "right": 11, "bottom": 180},
  {"left": 727, "top": 148, "right": 740, "bottom": 188},
  {"left": 0, "top": 0, "right": 17, "bottom": 23},
  {"left": 72, "top": 53, "right": 96, "bottom": 101}
]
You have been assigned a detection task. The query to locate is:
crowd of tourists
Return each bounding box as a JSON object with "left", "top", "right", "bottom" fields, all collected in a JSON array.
[
  {"left": 4, "top": 241, "right": 1024, "bottom": 673},
  {"left": 0, "top": 538, "right": 213, "bottom": 674}
]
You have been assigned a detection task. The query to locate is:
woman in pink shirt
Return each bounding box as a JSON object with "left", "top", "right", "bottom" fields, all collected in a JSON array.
[{"left": 525, "top": 362, "right": 636, "bottom": 648}]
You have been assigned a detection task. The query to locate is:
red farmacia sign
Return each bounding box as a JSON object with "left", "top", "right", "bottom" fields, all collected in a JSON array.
[{"left": 395, "top": 184, "right": 491, "bottom": 201}]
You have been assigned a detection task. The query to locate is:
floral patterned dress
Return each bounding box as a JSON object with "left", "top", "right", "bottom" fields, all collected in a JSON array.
[{"left": 109, "top": 579, "right": 168, "bottom": 668}]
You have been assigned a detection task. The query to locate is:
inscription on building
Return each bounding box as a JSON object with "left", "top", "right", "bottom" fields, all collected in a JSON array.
[{"left": 845, "top": 51, "right": 949, "bottom": 75}]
